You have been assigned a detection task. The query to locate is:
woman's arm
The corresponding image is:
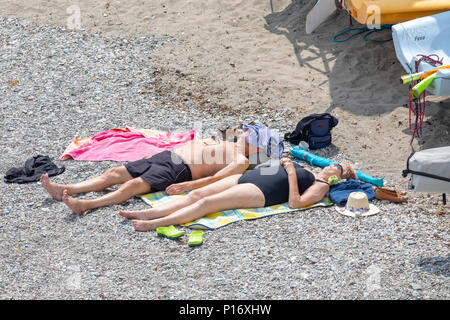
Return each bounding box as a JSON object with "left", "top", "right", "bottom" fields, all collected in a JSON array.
[
  {"left": 288, "top": 183, "right": 328, "bottom": 209},
  {"left": 281, "top": 158, "right": 303, "bottom": 208},
  {"left": 282, "top": 158, "right": 328, "bottom": 209},
  {"left": 286, "top": 166, "right": 302, "bottom": 209}
]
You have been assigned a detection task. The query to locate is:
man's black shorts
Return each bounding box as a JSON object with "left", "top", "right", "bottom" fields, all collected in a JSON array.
[{"left": 124, "top": 151, "right": 192, "bottom": 192}]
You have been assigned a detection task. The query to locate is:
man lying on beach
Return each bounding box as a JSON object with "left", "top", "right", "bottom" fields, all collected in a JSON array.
[{"left": 41, "top": 125, "right": 283, "bottom": 215}]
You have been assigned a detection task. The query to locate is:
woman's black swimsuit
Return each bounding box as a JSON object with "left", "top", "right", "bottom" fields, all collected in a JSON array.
[{"left": 238, "top": 163, "right": 319, "bottom": 207}]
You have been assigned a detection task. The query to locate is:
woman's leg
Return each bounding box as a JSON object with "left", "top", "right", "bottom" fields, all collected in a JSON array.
[
  {"left": 62, "top": 177, "right": 151, "bottom": 215},
  {"left": 118, "top": 174, "right": 242, "bottom": 220},
  {"left": 41, "top": 166, "right": 133, "bottom": 201},
  {"left": 132, "top": 183, "right": 265, "bottom": 231}
]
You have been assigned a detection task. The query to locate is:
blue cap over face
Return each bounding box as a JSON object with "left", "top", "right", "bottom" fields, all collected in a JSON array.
[{"left": 242, "top": 123, "right": 284, "bottom": 159}]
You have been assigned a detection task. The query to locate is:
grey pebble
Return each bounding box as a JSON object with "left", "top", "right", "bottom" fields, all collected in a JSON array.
[
  {"left": 411, "top": 283, "right": 423, "bottom": 290},
  {"left": 305, "top": 255, "right": 319, "bottom": 264}
]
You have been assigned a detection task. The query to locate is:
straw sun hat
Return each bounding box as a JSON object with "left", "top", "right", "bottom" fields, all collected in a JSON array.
[{"left": 335, "top": 192, "right": 380, "bottom": 217}]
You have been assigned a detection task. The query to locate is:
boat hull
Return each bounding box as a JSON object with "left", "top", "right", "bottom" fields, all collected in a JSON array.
[{"left": 344, "top": 0, "right": 450, "bottom": 25}]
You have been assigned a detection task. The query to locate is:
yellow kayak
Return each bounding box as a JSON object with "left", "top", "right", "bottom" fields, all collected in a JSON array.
[{"left": 344, "top": 0, "right": 450, "bottom": 24}]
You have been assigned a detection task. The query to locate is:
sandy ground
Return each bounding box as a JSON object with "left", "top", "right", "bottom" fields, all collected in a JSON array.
[{"left": 1, "top": 0, "right": 449, "bottom": 186}]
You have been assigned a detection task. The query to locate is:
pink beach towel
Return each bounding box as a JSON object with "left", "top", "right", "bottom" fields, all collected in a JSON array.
[{"left": 61, "top": 127, "right": 197, "bottom": 161}]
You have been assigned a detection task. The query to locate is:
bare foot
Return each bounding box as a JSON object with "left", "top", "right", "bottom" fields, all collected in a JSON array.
[
  {"left": 62, "top": 190, "right": 87, "bottom": 215},
  {"left": 118, "top": 209, "right": 158, "bottom": 220},
  {"left": 40, "top": 174, "right": 66, "bottom": 201},
  {"left": 131, "top": 219, "right": 157, "bottom": 232}
]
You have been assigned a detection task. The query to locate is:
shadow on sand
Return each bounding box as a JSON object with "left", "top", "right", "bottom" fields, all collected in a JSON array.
[
  {"left": 416, "top": 255, "right": 450, "bottom": 277},
  {"left": 264, "top": 0, "right": 450, "bottom": 150}
]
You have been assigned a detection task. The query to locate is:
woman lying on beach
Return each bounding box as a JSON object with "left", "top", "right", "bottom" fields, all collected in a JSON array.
[{"left": 119, "top": 158, "right": 357, "bottom": 232}]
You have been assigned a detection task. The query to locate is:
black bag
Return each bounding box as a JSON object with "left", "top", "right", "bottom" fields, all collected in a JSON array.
[{"left": 284, "top": 113, "right": 339, "bottom": 150}]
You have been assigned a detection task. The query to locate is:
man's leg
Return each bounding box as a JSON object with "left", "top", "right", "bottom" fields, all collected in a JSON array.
[
  {"left": 118, "top": 174, "right": 241, "bottom": 220},
  {"left": 132, "top": 183, "right": 265, "bottom": 231},
  {"left": 62, "top": 177, "right": 151, "bottom": 215},
  {"left": 41, "top": 166, "right": 133, "bottom": 201}
]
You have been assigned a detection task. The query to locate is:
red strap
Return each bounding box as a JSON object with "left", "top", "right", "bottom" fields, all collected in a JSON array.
[{"left": 408, "top": 87, "right": 426, "bottom": 145}]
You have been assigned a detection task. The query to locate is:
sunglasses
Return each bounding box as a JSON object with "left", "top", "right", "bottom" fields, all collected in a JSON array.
[{"left": 334, "top": 163, "right": 344, "bottom": 177}]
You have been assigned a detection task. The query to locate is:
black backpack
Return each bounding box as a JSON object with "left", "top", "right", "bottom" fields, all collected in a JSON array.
[{"left": 284, "top": 113, "right": 339, "bottom": 150}]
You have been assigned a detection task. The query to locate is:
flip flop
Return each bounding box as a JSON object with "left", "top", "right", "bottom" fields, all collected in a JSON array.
[
  {"left": 156, "top": 225, "right": 184, "bottom": 240},
  {"left": 376, "top": 187, "right": 407, "bottom": 196},
  {"left": 188, "top": 230, "right": 205, "bottom": 247},
  {"left": 374, "top": 187, "right": 408, "bottom": 203}
]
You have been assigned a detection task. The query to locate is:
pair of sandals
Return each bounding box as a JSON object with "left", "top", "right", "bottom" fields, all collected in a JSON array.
[
  {"left": 157, "top": 225, "right": 204, "bottom": 247},
  {"left": 374, "top": 187, "right": 408, "bottom": 203}
]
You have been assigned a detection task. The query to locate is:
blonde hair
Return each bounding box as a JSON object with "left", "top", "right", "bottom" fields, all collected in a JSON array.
[{"left": 341, "top": 162, "right": 357, "bottom": 180}]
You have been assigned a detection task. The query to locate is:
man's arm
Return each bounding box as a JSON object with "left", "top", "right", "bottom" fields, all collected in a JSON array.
[
  {"left": 190, "top": 156, "right": 250, "bottom": 189},
  {"left": 165, "top": 155, "right": 249, "bottom": 195}
]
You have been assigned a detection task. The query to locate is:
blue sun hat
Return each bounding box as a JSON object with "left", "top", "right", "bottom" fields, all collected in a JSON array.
[{"left": 242, "top": 123, "right": 284, "bottom": 159}]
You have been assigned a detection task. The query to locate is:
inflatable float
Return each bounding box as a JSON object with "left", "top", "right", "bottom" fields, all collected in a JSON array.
[
  {"left": 306, "top": 0, "right": 450, "bottom": 33},
  {"left": 290, "top": 147, "right": 384, "bottom": 187},
  {"left": 392, "top": 10, "right": 450, "bottom": 97},
  {"left": 343, "top": 0, "right": 450, "bottom": 25}
]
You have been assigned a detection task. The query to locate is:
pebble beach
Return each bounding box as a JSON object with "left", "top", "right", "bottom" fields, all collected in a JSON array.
[{"left": 0, "top": 0, "right": 449, "bottom": 300}]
